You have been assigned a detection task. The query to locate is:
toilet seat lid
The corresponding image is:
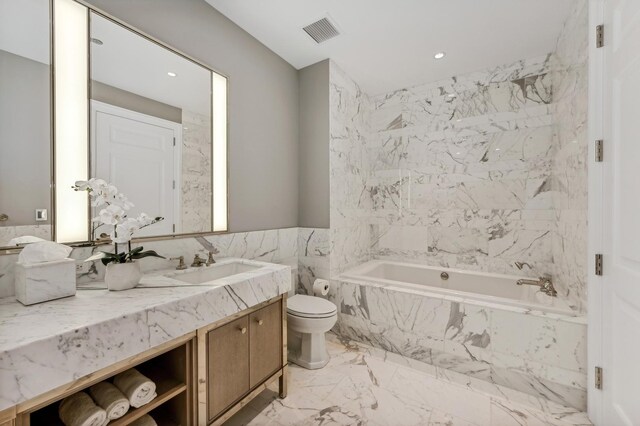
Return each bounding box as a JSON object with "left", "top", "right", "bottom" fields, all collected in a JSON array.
[{"left": 287, "top": 295, "right": 337, "bottom": 318}]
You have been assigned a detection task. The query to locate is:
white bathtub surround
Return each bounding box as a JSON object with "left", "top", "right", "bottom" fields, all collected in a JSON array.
[
  {"left": 549, "top": 0, "right": 589, "bottom": 312},
  {"left": 0, "top": 258, "right": 290, "bottom": 410},
  {"left": 0, "top": 227, "right": 299, "bottom": 298},
  {"left": 225, "top": 336, "right": 591, "bottom": 426},
  {"left": 331, "top": 263, "right": 587, "bottom": 411}
]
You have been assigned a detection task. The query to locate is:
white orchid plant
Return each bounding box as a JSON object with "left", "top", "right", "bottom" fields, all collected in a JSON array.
[{"left": 73, "top": 178, "right": 165, "bottom": 265}]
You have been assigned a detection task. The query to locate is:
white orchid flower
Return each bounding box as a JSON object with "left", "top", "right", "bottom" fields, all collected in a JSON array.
[
  {"left": 91, "top": 184, "right": 119, "bottom": 207},
  {"left": 109, "top": 229, "right": 132, "bottom": 244},
  {"left": 109, "top": 217, "right": 141, "bottom": 244},
  {"left": 114, "top": 193, "right": 134, "bottom": 210},
  {"left": 95, "top": 204, "right": 125, "bottom": 226},
  {"left": 136, "top": 212, "right": 153, "bottom": 226}
]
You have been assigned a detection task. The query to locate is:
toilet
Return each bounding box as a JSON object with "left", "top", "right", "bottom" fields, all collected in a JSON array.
[{"left": 287, "top": 294, "right": 338, "bottom": 369}]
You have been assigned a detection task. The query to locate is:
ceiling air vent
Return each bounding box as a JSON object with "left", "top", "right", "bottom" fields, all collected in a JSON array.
[{"left": 303, "top": 17, "right": 340, "bottom": 44}]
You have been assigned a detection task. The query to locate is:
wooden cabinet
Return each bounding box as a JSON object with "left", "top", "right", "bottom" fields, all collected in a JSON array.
[
  {"left": 4, "top": 295, "right": 287, "bottom": 426},
  {"left": 207, "top": 316, "right": 250, "bottom": 419},
  {"left": 249, "top": 301, "right": 282, "bottom": 388},
  {"left": 200, "top": 295, "right": 287, "bottom": 425}
]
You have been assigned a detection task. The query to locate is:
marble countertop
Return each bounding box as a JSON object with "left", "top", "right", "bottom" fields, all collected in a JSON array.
[{"left": 0, "top": 258, "right": 290, "bottom": 411}]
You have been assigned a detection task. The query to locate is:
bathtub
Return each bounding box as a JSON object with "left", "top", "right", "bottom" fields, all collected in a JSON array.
[
  {"left": 340, "top": 259, "right": 575, "bottom": 315},
  {"left": 333, "top": 259, "right": 587, "bottom": 409}
]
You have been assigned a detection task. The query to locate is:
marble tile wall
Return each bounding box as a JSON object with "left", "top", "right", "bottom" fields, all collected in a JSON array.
[
  {"left": 0, "top": 227, "right": 299, "bottom": 298},
  {"left": 329, "top": 62, "right": 373, "bottom": 276},
  {"left": 180, "top": 110, "right": 212, "bottom": 233},
  {"left": 0, "top": 225, "right": 52, "bottom": 247},
  {"left": 549, "top": 1, "right": 589, "bottom": 312},
  {"left": 297, "top": 227, "right": 330, "bottom": 295},
  {"left": 367, "top": 55, "right": 560, "bottom": 286}
]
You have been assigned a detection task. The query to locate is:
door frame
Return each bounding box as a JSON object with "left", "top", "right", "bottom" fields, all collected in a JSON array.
[
  {"left": 90, "top": 100, "right": 183, "bottom": 234},
  {"left": 587, "top": 0, "right": 604, "bottom": 423}
]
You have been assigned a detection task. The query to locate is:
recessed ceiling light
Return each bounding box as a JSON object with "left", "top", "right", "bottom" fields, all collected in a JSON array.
[
  {"left": 434, "top": 52, "right": 446, "bottom": 60},
  {"left": 456, "top": 119, "right": 462, "bottom": 122},
  {"left": 90, "top": 38, "right": 103, "bottom": 45},
  {"left": 495, "top": 148, "right": 501, "bottom": 151},
  {"left": 447, "top": 93, "right": 457, "bottom": 98},
  {"left": 167, "top": 72, "right": 177, "bottom": 77}
]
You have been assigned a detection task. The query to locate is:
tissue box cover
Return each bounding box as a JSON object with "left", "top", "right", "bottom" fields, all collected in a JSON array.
[{"left": 15, "top": 258, "right": 76, "bottom": 305}]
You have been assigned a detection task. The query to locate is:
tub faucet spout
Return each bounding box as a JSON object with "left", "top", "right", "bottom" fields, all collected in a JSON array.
[{"left": 516, "top": 277, "right": 557, "bottom": 297}]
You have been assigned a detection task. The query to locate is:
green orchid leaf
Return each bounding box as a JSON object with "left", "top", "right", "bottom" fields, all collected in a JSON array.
[{"left": 130, "top": 250, "right": 165, "bottom": 260}]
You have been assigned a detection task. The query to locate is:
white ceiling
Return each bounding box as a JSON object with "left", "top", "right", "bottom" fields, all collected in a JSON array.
[
  {"left": 205, "top": 0, "right": 578, "bottom": 94},
  {"left": 91, "top": 13, "right": 212, "bottom": 115}
]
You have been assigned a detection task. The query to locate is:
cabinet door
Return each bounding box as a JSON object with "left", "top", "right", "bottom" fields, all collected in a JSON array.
[
  {"left": 249, "top": 301, "right": 283, "bottom": 388},
  {"left": 207, "top": 316, "right": 249, "bottom": 421}
]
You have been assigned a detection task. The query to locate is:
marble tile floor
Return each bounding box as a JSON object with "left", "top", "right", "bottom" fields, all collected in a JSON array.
[{"left": 225, "top": 335, "right": 591, "bottom": 426}]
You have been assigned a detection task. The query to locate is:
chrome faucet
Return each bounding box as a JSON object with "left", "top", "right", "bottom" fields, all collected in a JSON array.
[
  {"left": 206, "top": 248, "right": 219, "bottom": 266},
  {"left": 191, "top": 254, "right": 206, "bottom": 267},
  {"left": 514, "top": 261, "right": 533, "bottom": 270},
  {"left": 516, "top": 277, "right": 558, "bottom": 297},
  {"left": 170, "top": 256, "right": 187, "bottom": 270}
]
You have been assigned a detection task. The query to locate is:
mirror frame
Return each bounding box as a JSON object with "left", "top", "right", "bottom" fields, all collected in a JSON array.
[{"left": 0, "top": 0, "right": 230, "bottom": 256}]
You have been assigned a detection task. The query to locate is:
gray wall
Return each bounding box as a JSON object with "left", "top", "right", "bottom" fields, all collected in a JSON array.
[
  {"left": 0, "top": 50, "right": 51, "bottom": 226},
  {"left": 86, "top": 0, "right": 299, "bottom": 232},
  {"left": 298, "top": 60, "right": 330, "bottom": 228},
  {"left": 91, "top": 81, "right": 182, "bottom": 123}
]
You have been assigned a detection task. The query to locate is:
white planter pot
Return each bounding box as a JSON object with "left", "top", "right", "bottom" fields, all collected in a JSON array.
[{"left": 105, "top": 262, "right": 142, "bottom": 291}]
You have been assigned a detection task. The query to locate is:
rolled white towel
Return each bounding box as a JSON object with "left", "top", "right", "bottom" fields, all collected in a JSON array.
[
  {"left": 113, "top": 369, "right": 157, "bottom": 408},
  {"left": 130, "top": 414, "right": 157, "bottom": 426},
  {"left": 89, "top": 382, "right": 130, "bottom": 420},
  {"left": 58, "top": 392, "right": 107, "bottom": 426}
]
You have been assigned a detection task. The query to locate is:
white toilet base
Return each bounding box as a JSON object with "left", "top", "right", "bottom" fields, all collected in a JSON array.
[{"left": 288, "top": 330, "right": 331, "bottom": 370}]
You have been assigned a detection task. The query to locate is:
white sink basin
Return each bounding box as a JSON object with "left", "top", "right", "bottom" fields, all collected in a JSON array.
[{"left": 170, "top": 262, "right": 259, "bottom": 284}]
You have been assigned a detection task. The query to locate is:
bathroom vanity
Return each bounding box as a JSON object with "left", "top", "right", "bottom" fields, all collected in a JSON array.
[{"left": 0, "top": 259, "right": 290, "bottom": 426}]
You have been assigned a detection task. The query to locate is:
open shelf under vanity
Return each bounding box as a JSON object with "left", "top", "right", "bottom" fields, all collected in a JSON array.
[{"left": 21, "top": 336, "right": 196, "bottom": 426}]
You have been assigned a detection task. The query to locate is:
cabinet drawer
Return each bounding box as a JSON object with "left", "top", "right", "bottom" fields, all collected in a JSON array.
[
  {"left": 207, "top": 316, "right": 249, "bottom": 420},
  {"left": 249, "top": 300, "right": 283, "bottom": 388}
]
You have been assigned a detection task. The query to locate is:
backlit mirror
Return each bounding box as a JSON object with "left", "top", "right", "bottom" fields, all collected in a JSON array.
[
  {"left": 0, "top": 0, "right": 52, "bottom": 248},
  {"left": 88, "top": 12, "right": 221, "bottom": 240}
]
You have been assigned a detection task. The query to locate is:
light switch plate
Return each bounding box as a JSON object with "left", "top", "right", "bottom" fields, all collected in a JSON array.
[{"left": 35, "top": 209, "right": 47, "bottom": 221}]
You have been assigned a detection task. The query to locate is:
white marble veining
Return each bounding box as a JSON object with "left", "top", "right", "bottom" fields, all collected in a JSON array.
[
  {"left": 321, "top": 6, "right": 589, "bottom": 410},
  {"left": 0, "top": 227, "right": 299, "bottom": 298},
  {"left": 14, "top": 258, "right": 76, "bottom": 306},
  {"left": 331, "top": 277, "right": 587, "bottom": 411},
  {"left": 181, "top": 109, "right": 212, "bottom": 233},
  {"left": 297, "top": 228, "right": 330, "bottom": 295},
  {"left": 0, "top": 258, "right": 290, "bottom": 411},
  {"left": 225, "top": 335, "right": 591, "bottom": 426},
  {"left": 549, "top": 0, "right": 589, "bottom": 312}
]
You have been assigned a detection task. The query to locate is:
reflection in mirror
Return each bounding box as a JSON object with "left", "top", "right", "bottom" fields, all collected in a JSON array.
[
  {"left": 0, "top": 0, "right": 52, "bottom": 247},
  {"left": 89, "top": 12, "right": 213, "bottom": 240}
]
